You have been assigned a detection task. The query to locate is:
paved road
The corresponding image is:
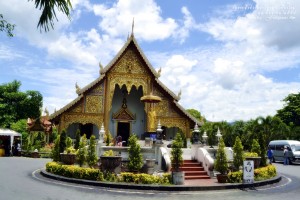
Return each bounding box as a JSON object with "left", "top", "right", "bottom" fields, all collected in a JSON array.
[{"left": 0, "top": 157, "right": 299, "bottom": 200}]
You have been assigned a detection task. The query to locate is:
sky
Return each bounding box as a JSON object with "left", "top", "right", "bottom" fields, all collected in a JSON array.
[{"left": 0, "top": 0, "right": 300, "bottom": 122}]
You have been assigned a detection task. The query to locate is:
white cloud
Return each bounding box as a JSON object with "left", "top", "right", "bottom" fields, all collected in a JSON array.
[
  {"left": 93, "top": 0, "right": 178, "bottom": 41},
  {"left": 2, "top": 0, "right": 300, "bottom": 123}
]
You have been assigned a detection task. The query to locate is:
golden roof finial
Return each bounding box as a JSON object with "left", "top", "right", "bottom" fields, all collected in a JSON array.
[
  {"left": 131, "top": 17, "right": 135, "bottom": 36},
  {"left": 178, "top": 89, "right": 182, "bottom": 100},
  {"left": 44, "top": 108, "right": 49, "bottom": 116},
  {"left": 75, "top": 82, "right": 81, "bottom": 94},
  {"left": 99, "top": 61, "right": 104, "bottom": 75},
  {"left": 157, "top": 67, "right": 162, "bottom": 77}
]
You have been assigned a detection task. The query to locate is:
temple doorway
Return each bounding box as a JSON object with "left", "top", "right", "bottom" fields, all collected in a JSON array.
[{"left": 117, "top": 122, "right": 130, "bottom": 146}]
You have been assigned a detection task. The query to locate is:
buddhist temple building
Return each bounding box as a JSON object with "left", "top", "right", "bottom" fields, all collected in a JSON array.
[{"left": 50, "top": 33, "right": 200, "bottom": 144}]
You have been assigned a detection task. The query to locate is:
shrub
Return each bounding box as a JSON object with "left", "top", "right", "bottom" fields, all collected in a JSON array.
[
  {"left": 214, "top": 137, "right": 228, "bottom": 175},
  {"left": 233, "top": 136, "right": 244, "bottom": 171},
  {"left": 45, "top": 162, "right": 171, "bottom": 185},
  {"left": 171, "top": 133, "right": 183, "bottom": 171},
  {"left": 52, "top": 136, "right": 60, "bottom": 162},
  {"left": 77, "top": 134, "right": 87, "bottom": 167},
  {"left": 87, "top": 135, "right": 98, "bottom": 168},
  {"left": 66, "top": 137, "right": 73, "bottom": 148},
  {"left": 74, "top": 129, "right": 81, "bottom": 150},
  {"left": 102, "top": 150, "right": 116, "bottom": 156},
  {"left": 251, "top": 139, "right": 261, "bottom": 156},
  {"left": 227, "top": 171, "right": 243, "bottom": 183},
  {"left": 59, "top": 130, "right": 67, "bottom": 153},
  {"left": 104, "top": 131, "right": 113, "bottom": 146},
  {"left": 227, "top": 165, "right": 277, "bottom": 183},
  {"left": 46, "top": 162, "right": 103, "bottom": 181},
  {"left": 118, "top": 172, "right": 171, "bottom": 185},
  {"left": 128, "top": 134, "right": 143, "bottom": 172},
  {"left": 254, "top": 165, "right": 277, "bottom": 181},
  {"left": 244, "top": 152, "right": 259, "bottom": 157}
]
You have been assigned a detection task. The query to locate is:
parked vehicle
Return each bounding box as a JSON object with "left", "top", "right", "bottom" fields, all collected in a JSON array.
[{"left": 268, "top": 140, "right": 300, "bottom": 164}]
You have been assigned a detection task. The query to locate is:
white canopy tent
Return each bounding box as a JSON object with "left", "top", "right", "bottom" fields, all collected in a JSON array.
[{"left": 0, "top": 128, "right": 22, "bottom": 155}]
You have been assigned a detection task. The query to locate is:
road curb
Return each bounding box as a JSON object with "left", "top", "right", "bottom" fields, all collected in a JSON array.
[{"left": 40, "top": 169, "right": 282, "bottom": 191}]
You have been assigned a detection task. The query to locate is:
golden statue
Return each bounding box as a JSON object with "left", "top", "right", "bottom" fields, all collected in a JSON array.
[{"left": 148, "top": 110, "right": 156, "bottom": 131}]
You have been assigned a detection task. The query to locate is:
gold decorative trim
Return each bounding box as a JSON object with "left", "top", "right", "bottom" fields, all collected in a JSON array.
[
  {"left": 85, "top": 95, "right": 103, "bottom": 113},
  {"left": 61, "top": 114, "right": 103, "bottom": 131}
]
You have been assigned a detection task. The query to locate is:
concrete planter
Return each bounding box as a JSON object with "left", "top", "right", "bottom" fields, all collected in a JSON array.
[
  {"left": 172, "top": 171, "right": 185, "bottom": 185},
  {"left": 100, "top": 156, "right": 122, "bottom": 173},
  {"left": 216, "top": 174, "right": 228, "bottom": 183},
  {"left": 245, "top": 157, "right": 261, "bottom": 168},
  {"left": 60, "top": 153, "right": 76, "bottom": 165}
]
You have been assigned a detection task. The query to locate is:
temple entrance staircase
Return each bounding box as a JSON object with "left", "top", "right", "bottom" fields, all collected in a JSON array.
[{"left": 179, "top": 160, "right": 210, "bottom": 180}]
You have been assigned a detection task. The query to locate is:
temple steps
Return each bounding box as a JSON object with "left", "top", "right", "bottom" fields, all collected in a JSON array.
[{"left": 172, "top": 160, "right": 211, "bottom": 180}]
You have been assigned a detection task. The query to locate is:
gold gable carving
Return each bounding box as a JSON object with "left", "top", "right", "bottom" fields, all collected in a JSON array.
[
  {"left": 155, "top": 100, "right": 169, "bottom": 117},
  {"left": 70, "top": 103, "right": 83, "bottom": 113},
  {"left": 90, "top": 83, "right": 104, "bottom": 94},
  {"left": 85, "top": 95, "right": 103, "bottom": 113},
  {"left": 113, "top": 109, "right": 135, "bottom": 121},
  {"left": 112, "top": 49, "right": 147, "bottom": 74},
  {"left": 160, "top": 118, "right": 189, "bottom": 136},
  {"left": 62, "top": 114, "right": 103, "bottom": 130},
  {"left": 107, "top": 74, "right": 149, "bottom": 111},
  {"left": 153, "top": 87, "right": 165, "bottom": 99}
]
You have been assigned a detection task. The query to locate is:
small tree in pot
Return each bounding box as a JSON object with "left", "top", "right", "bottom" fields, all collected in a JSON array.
[
  {"left": 171, "top": 133, "right": 184, "bottom": 185},
  {"left": 128, "top": 134, "right": 143, "bottom": 172},
  {"left": 214, "top": 137, "right": 228, "bottom": 183},
  {"left": 233, "top": 136, "right": 244, "bottom": 171}
]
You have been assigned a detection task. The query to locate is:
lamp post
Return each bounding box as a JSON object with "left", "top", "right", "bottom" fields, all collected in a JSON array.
[
  {"left": 156, "top": 120, "right": 163, "bottom": 144},
  {"left": 216, "top": 127, "right": 222, "bottom": 144},
  {"left": 202, "top": 131, "right": 208, "bottom": 146},
  {"left": 98, "top": 123, "right": 105, "bottom": 144},
  {"left": 193, "top": 123, "right": 200, "bottom": 144}
]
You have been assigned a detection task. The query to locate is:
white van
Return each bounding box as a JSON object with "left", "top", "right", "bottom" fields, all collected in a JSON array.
[{"left": 268, "top": 140, "right": 300, "bottom": 164}]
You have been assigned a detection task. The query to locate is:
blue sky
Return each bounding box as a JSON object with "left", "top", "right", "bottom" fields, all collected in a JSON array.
[{"left": 0, "top": 0, "right": 299, "bottom": 122}]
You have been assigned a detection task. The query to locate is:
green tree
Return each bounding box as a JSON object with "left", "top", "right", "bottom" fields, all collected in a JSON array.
[
  {"left": 66, "top": 136, "right": 73, "bottom": 148},
  {"left": 277, "top": 93, "right": 300, "bottom": 126},
  {"left": 77, "top": 134, "right": 87, "bottom": 167},
  {"left": 186, "top": 108, "right": 205, "bottom": 122},
  {"left": 52, "top": 136, "right": 60, "bottom": 161},
  {"left": 214, "top": 138, "right": 228, "bottom": 175},
  {"left": 128, "top": 134, "right": 143, "bottom": 172},
  {"left": 0, "top": 80, "right": 42, "bottom": 128},
  {"left": 0, "top": 14, "right": 15, "bottom": 37},
  {"left": 0, "top": 0, "right": 72, "bottom": 36},
  {"left": 74, "top": 129, "right": 81, "bottom": 149},
  {"left": 233, "top": 136, "right": 244, "bottom": 171},
  {"left": 251, "top": 139, "right": 261, "bottom": 155},
  {"left": 171, "top": 133, "right": 183, "bottom": 172},
  {"left": 59, "top": 130, "right": 67, "bottom": 153},
  {"left": 87, "top": 135, "right": 97, "bottom": 168}
]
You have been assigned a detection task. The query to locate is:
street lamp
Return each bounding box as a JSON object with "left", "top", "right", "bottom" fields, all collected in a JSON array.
[
  {"left": 216, "top": 127, "right": 222, "bottom": 143},
  {"left": 99, "top": 123, "right": 105, "bottom": 144},
  {"left": 202, "top": 131, "right": 208, "bottom": 146},
  {"left": 156, "top": 120, "right": 163, "bottom": 144},
  {"left": 193, "top": 123, "right": 200, "bottom": 144}
]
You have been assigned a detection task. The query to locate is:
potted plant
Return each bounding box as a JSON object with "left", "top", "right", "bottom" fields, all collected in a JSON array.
[
  {"left": 244, "top": 152, "right": 261, "bottom": 168},
  {"left": 128, "top": 134, "right": 143, "bottom": 172},
  {"left": 214, "top": 137, "right": 228, "bottom": 183},
  {"left": 60, "top": 147, "right": 76, "bottom": 165},
  {"left": 100, "top": 150, "right": 122, "bottom": 173},
  {"left": 244, "top": 139, "right": 262, "bottom": 168},
  {"left": 171, "top": 133, "right": 184, "bottom": 185},
  {"left": 233, "top": 136, "right": 244, "bottom": 171}
]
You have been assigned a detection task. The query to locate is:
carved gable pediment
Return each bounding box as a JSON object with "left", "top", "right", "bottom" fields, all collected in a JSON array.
[{"left": 112, "top": 108, "right": 135, "bottom": 121}]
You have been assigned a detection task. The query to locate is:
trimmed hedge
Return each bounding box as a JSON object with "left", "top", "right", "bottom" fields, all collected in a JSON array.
[
  {"left": 45, "top": 162, "right": 171, "bottom": 185},
  {"left": 46, "top": 162, "right": 104, "bottom": 181},
  {"left": 118, "top": 172, "right": 171, "bottom": 185},
  {"left": 227, "top": 164, "right": 277, "bottom": 183}
]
